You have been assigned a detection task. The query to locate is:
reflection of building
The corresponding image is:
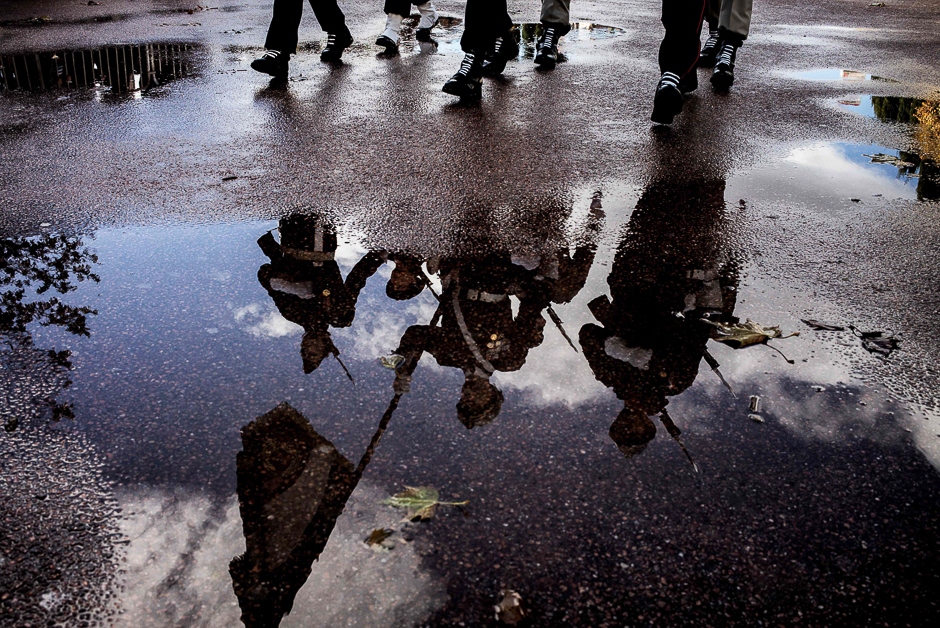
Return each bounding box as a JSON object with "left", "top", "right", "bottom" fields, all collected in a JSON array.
[
  {"left": 580, "top": 179, "right": 739, "bottom": 458},
  {"left": 0, "top": 43, "right": 195, "bottom": 94},
  {"left": 230, "top": 403, "right": 358, "bottom": 628}
]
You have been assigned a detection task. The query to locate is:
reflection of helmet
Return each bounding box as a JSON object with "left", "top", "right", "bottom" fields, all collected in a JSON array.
[
  {"left": 301, "top": 328, "right": 335, "bottom": 374},
  {"left": 456, "top": 374, "right": 504, "bottom": 429},
  {"left": 608, "top": 405, "right": 657, "bottom": 459},
  {"left": 386, "top": 257, "right": 425, "bottom": 301}
]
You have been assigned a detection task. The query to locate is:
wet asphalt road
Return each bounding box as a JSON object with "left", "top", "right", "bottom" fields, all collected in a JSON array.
[{"left": 2, "top": 1, "right": 940, "bottom": 627}]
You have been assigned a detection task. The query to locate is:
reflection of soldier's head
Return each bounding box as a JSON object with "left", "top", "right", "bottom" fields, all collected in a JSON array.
[
  {"left": 609, "top": 405, "right": 658, "bottom": 459},
  {"left": 386, "top": 255, "right": 425, "bottom": 301},
  {"left": 456, "top": 372, "right": 504, "bottom": 429},
  {"left": 301, "top": 328, "right": 336, "bottom": 374}
]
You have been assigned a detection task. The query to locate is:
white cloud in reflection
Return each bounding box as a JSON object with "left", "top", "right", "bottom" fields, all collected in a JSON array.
[
  {"left": 113, "top": 482, "right": 446, "bottom": 628},
  {"left": 234, "top": 303, "right": 303, "bottom": 339},
  {"left": 780, "top": 144, "right": 918, "bottom": 200},
  {"left": 334, "top": 296, "right": 440, "bottom": 362}
]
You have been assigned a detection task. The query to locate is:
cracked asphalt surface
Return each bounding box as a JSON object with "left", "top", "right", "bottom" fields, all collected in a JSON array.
[{"left": 1, "top": 1, "right": 940, "bottom": 627}]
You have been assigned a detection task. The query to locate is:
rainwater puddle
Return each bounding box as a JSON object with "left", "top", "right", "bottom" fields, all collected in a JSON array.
[
  {"left": 4, "top": 183, "right": 940, "bottom": 626},
  {"left": 789, "top": 68, "right": 895, "bottom": 82},
  {"left": 739, "top": 141, "right": 936, "bottom": 202},
  {"left": 0, "top": 43, "right": 200, "bottom": 96},
  {"left": 401, "top": 19, "right": 626, "bottom": 59}
]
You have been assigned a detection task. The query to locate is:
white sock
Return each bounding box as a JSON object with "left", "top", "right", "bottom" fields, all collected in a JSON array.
[{"left": 383, "top": 13, "right": 403, "bottom": 39}]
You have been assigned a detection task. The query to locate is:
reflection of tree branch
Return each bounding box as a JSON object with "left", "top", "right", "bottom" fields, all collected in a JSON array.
[
  {"left": 1, "top": 234, "right": 99, "bottom": 431},
  {"left": 0, "top": 234, "right": 100, "bottom": 336}
]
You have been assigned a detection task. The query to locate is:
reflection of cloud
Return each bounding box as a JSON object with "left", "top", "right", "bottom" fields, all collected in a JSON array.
[
  {"left": 667, "top": 343, "right": 940, "bottom": 470},
  {"left": 780, "top": 144, "right": 917, "bottom": 200},
  {"left": 334, "top": 296, "right": 439, "bottom": 360},
  {"left": 113, "top": 483, "right": 446, "bottom": 628},
  {"left": 234, "top": 303, "right": 303, "bottom": 339}
]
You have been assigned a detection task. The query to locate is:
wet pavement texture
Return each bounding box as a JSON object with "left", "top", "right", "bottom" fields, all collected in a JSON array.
[{"left": 2, "top": 0, "right": 940, "bottom": 627}]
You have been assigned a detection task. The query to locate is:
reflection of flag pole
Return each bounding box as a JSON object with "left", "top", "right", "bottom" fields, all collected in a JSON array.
[
  {"left": 702, "top": 348, "right": 736, "bottom": 398},
  {"left": 333, "top": 351, "right": 355, "bottom": 383},
  {"left": 659, "top": 409, "right": 698, "bottom": 473},
  {"left": 354, "top": 393, "right": 401, "bottom": 477},
  {"left": 547, "top": 305, "right": 579, "bottom": 353}
]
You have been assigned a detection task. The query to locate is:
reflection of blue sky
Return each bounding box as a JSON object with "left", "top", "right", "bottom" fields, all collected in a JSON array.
[
  {"left": 778, "top": 142, "right": 920, "bottom": 200},
  {"left": 837, "top": 94, "right": 876, "bottom": 118}
]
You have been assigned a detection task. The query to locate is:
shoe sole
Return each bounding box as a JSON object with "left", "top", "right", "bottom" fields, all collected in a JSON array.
[
  {"left": 375, "top": 36, "right": 399, "bottom": 55},
  {"left": 442, "top": 83, "right": 481, "bottom": 98},
  {"left": 650, "top": 88, "right": 682, "bottom": 124},
  {"left": 534, "top": 55, "right": 557, "bottom": 69},
  {"left": 250, "top": 61, "right": 287, "bottom": 78},
  {"left": 711, "top": 70, "right": 734, "bottom": 91}
]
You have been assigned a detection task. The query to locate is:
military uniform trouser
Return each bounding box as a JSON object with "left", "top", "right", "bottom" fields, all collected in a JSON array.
[
  {"left": 384, "top": 0, "right": 420, "bottom": 16},
  {"left": 460, "top": 0, "right": 513, "bottom": 55},
  {"left": 264, "top": 0, "right": 348, "bottom": 55},
  {"left": 659, "top": 0, "right": 708, "bottom": 78},
  {"left": 705, "top": 0, "right": 752, "bottom": 43},
  {"left": 540, "top": 0, "right": 572, "bottom": 36}
]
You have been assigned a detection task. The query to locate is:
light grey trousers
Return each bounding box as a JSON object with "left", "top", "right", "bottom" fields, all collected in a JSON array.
[
  {"left": 706, "top": 0, "right": 753, "bottom": 41},
  {"left": 540, "top": 0, "right": 570, "bottom": 27}
]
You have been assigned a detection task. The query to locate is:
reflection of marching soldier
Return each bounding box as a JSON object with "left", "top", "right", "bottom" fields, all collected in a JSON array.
[
  {"left": 257, "top": 213, "right": 385, "bottom": 375},
  {"left": 389, "top": 253, "right": 553, "bottom": 428},
  {"left": 579, "top": 179, "right": 739, "bottom": 460}
]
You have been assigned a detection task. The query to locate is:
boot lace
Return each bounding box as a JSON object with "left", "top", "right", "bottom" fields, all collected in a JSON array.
[
  {"left": 457, "top": 53, "right": 476, "bottom": 76},
  {"left": 718, "top": 43, "right": 735, "bottom": 67},
  {"left": 261, "top": 50, "right": 282, "bottom": 60},
  {"left": 540, "top": 27, "right": 555, "bottom": 50},
  {"left": 702, "top": 31, "right": 720, "bottom": 52}
]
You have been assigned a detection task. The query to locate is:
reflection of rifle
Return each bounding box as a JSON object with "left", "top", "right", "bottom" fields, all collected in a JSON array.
[
  {"left": 702, "top": 348, "right": 736, "bottom": 398},
  {"left": 659, "top": 409, "right": 698, "bottom": 473},
  {"left": 547, "top": 305, "right": 578, "bottom": 353}
]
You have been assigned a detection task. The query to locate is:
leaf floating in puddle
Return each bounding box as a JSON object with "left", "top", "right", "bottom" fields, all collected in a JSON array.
[
  {"left": 703, "top": 319, "right": 798, "bottom": 348},
  {"left": 383, "top": 486, "right": 468, "bottom": 521},
  {"left": 365, "top": 528, "right": 394, "bottom": 547},
  {"left": 849, "top": 325, "right": 900, "bottom": 357},
  {"left": 801, "top": 319, "right": 846, "bottom": 331},
  {"left": 863, "top": 153, "right": 916, "bottom": 168},
  {"left": 494, "top": 589, "right": 526, "bottom": 625},
  {"left": 379, "top": 354, "right": 404, "bottom": 370}
]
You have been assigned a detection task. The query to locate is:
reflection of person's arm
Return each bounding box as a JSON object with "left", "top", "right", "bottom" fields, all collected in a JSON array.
[{"left": 344, "top": 252, "right": 385, "bottom": 301}]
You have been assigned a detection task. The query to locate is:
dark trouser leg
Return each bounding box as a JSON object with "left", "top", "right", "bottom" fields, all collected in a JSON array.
[
  {"left": 264, "top": 0, "right": 305, "bottom": 54},
  {"left": 460, "top": 0, "right": 513, "bottom": 55},
  {"left": 310, "top": 0, "right": 349, "bottom": 36},
  {"left": 658, "top": 0, "right": 708, "bottom": 77},
  {"left": 705, "top": 0, "right": 720, "bottom": 31},
  {"left": 384, "top": 0, "right": 412, "bottom": 16}
]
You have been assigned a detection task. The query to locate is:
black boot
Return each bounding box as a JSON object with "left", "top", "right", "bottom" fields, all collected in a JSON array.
[
  {"left": 481, "top": 30, "right": 519, "bottom": 76},
  {"left": 698, "top": 29, "right": 721, "bottom": 68},
  {"left": 321, "top": 30, "right": 353, "bottom": 62},
  {"left": 650, "top": 72, "right": 683, "bottom": 125},
  {"left": 678, "top": 71, "right": 697, "bottom": 93},
  {"left": 534, "top": 25, "right": 560, "bottom": 68},
  {"left": 711, "top": 42, "right": 738, "bottom": 91},
  {"left": 251, "top": 50, "right": 289, "bottom": 77},
  {"left": 442, "top": 53, "right": 483, "bottom": 98}
]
